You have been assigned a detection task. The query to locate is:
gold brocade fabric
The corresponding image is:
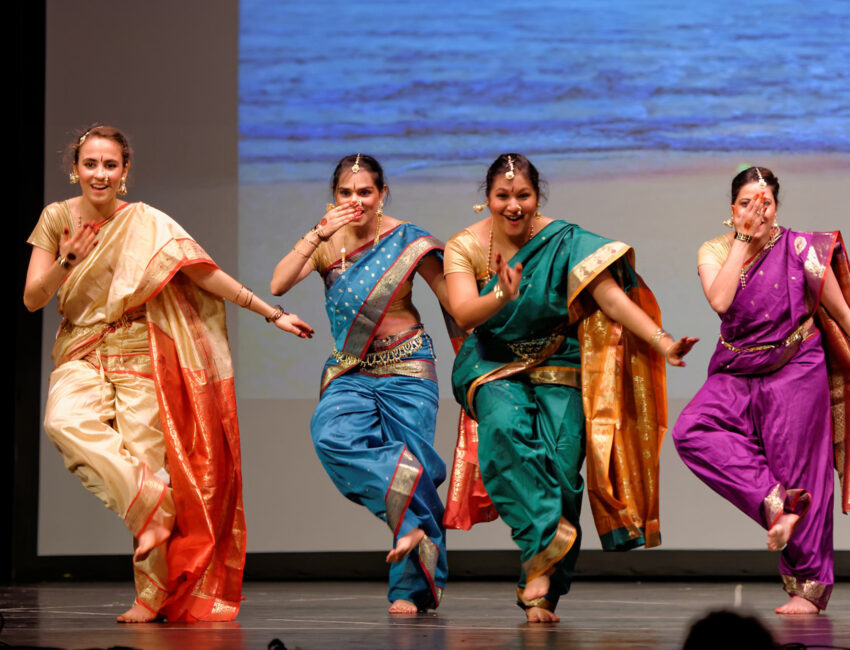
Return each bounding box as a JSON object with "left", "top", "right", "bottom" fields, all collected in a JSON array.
[
  {"left": 579, "top": 281, "right": 666, "bottom": 548},
  {"left": 444, "top": 228, "right": 491, "bottom": 285}
]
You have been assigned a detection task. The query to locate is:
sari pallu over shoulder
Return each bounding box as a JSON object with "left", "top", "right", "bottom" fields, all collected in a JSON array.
[
  {"left": 448, "top": 221, "right": 667, "bottom": 548},
  {"left": 320, "top": 223, "right": 445, "bottom": 392},
  {"left": 53, "top": 203, "right": 245, "bottom": 621}
]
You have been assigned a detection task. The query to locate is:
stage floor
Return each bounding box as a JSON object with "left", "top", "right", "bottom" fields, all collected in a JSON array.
[{"left": 1, "top": 581, "right": 847, "bottom": 649}]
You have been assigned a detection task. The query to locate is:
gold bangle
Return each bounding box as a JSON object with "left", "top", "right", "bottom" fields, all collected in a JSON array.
[
  {"left": 649, "top": 327, "right": 670, "bottom": 349},
  {"left": 734, "top": 231, "right": 753, "bottom": 243},
  {"left": 265, "top": 304, "right": 288, "bottom": 323},
  {"left": 292, "top": 244, "right": 313, "bottom": 258},
  {"left": 493, "top": 284, "right": 504, "bottom": 300},
  {"left": 313, "top": 224, "right": 329, "bottom": 241}
]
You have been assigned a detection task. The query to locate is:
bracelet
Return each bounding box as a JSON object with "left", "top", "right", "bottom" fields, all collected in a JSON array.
[
  {"left": 313, "top": 224, "right": 329, "bottom": 241},
  {"left": 493, "top": 284, "right": 504, "bottom": 301},
  {"left": 265, "top": 304, "right": 289, "bottom": 323},
  {"left": 649, "top": 327, "right": 671, "bottom": 350},
  {"left": 58, "top": 255, "right": 72, "bottom": 269},
  {"left": 235, "top": 285, "right": 255, "bottom": 309},
  {"left": 292, "top": 243, "right": 314, "bottom": 258},
  {"left": 734, "top": 231, "right": 753, "bottom": 243}
]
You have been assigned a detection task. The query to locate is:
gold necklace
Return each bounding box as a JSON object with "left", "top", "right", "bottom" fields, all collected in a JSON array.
[{"left": 486, "top": 215, "right": 537, "bottom": 281}]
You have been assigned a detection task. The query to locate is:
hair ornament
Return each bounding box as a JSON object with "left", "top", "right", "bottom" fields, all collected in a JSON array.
[
  {"left": 351, "top": 154, "right": 361, "bottom": 174},
  {"left": 505, "top": 155, "right": 515, "bottom": 180},
  {"left": 755, "top": 167, "right": 767, "bottom": 189}
]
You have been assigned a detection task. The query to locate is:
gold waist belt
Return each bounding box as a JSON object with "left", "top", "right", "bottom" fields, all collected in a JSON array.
[
  {"left": 332, "top": 330, "right": 424, "bottom": 368},
  {"left": 720, "top": 317, "right": 815, "bottom": 354}
]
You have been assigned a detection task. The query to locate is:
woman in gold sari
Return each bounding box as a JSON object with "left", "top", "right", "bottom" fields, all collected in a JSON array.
[
  {"left": 24, "top": 125, "right": 313, "bottom": 623},
  {"left": 445, "top": 153, "right": 697, "bottom": 622}
]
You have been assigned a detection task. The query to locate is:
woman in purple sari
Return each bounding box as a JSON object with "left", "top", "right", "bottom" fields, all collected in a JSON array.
[{"left": 673, "top": 167, "right": 850, "bottom": 615}]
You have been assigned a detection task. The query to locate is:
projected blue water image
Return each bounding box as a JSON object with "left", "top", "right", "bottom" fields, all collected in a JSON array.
[{"left": 240, "top": 1, "right": 850, "bottom": 182}]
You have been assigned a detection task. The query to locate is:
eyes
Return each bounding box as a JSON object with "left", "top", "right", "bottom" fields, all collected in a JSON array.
[
  {"left": 337, "top": 187, "right": 375, "bottom": 197},
  {"left": 81, "top": 160, "right": 120, "bottom": 170},
  {"left": 739, "top": 198, "right": 773, "bottom": 207},
  {"left": 495, "top": 192, "right": 533, "bottom": 201}
]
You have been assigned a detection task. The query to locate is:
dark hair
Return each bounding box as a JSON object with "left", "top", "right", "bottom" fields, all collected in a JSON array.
[
  {"left": 65, "top": 124, "right": 132, "bottom": 170},
  {"left": 682, "top": 610, "right": 778, "bottom": 650},
  {"left": 330, "top": 154, "right": 389, "bottom": 202},
  {"left": 481, "top": 153, "right": 548, "bottom": 204},
  {"left": 731, "top": 166, "right": 779, "bottom": 205}
]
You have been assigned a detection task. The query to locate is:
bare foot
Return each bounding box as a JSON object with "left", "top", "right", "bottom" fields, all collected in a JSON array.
[
  {"left": 117, "top": 601, "right": 159, "bottom": 623},
  {"left": 386, "top": 527, "right": 425, "bottom": 563},
  {"left": 525, "top": 606, "right": 560, "bottom": 623},
  {"left": 522, "top": 574, "right": 550, "bottom": 602},
  {"left": 767, "top": 513, "right": 800, "bottom": 551},
  {"left": 134, "top": 507, "right": 174, "bottom": 563},
  {"left": 389, "top": 599, "right": 418, "bottom": 614},
  {"left": 775, "top": 595, "right": 819, "bottom": 615}
]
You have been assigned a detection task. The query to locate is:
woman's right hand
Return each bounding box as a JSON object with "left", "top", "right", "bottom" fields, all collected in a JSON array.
[
  {"left": 731, "top": 191, "right": 764, "bottom": 238},
  {"left": 494, "top": 252, "right": 523, "bottom": 302},
  {"left": 315, "top": 200, "right": 362, "bottom": 239},
  {"left": 59, "top": 222, "right": 98, "bottom": 266}
]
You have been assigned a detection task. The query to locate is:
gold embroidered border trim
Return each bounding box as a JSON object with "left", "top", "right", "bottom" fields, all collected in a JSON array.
[
  {"left": 334, "top": 331, "right": 423, "bottom": 368},
  {"left": 525, "top": 365, "right": 581, "bottom": 388},
  {"left": 417, "top": 536, "right": 443, "bottom": 608},
  {"left": 521, "top": 516, "right": 577, "bottom": 583},
  {"left": 762, "top": 483, "right": 784, "bottom": 528},
  {"left": 124, "top": 465, "right": 167, "bottom": 537},
  {"left": 781, "top": 575, "right": 831, "bottom": 610},
  {"left": 359, "top": 359, "right": 437, "bottom": 382},
  {"left": 566, "top": 241, "right": 631, "bottom": 307},
  {"left": 385, "top": 448, "right": 423, "bottom": 536},
  {"left": 720, "top": 317, "right": 814, "bottom": 354},
  {"left": 515, "top": 587, "right": 555, "bottom": 612},
  {"left": 134, "top": 567, "right": 168, "bottom": 613}
]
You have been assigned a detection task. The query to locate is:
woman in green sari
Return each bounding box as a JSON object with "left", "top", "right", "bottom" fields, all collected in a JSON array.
[{"left": 444, "top": 154, "right": 697, "bottom": 622}]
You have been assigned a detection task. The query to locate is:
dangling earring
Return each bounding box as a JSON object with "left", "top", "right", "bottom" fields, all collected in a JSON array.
[
  {"left": 473, "top": 200, "right": 488, "bottom": 214},
  {"left": 118, "top": 176, "right": 128, "bottom": 196},
  {"left": 535, "top": 202, "right": 542, "bottom": 219},
  {"left": 374, "top": 202, "right": 384, "bottom": 247},
  {"left": 722, "top": 215, "right": 734, "bottom": 229},
  {"left": 69, "top": 169, "right": 79, "bottom": 184}
]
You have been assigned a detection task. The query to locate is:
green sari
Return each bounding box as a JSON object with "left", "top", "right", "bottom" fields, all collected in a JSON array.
[{"left": 451, "top": 220, "right": 667, "bottom": 610}]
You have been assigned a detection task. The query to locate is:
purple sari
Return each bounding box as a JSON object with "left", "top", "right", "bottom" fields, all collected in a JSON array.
[{"left": 673, "top": 227, "right": 840, "bottom": 610}]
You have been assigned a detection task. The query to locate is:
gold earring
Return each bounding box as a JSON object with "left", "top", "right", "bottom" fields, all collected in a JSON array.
[
  {"left": 535, "top": 202, "right": 542, "bottom": 218},
  {"left": 69, "top": 170, "right": 79, "bottom": 184},
  {"left": 473, "top": 200, "right": 488, "bottom": 214},
  {"left": 722, "top": 217, "right": 734, "bottom": 229},
  {"left": 118, "top": 176, "right": 128, "bottom": 196}
]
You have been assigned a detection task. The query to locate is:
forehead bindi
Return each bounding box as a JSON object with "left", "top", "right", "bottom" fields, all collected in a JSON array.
[
  {"left": 79, "top": 138, "right": 122, "bottom": 164},
  {"left": 337, "top": 171, "right": 377, "bottom": 192}
]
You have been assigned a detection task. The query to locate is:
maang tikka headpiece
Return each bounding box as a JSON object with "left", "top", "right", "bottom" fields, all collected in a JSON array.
[
  {"left": 755, "top": 167, "right": 767, "bottom": 189},
  {"left": 351, "top": 153, "right": 361, "bottom": 174},
  {"left": 505, "top": 155, "right": 515, "bottom": 180}
]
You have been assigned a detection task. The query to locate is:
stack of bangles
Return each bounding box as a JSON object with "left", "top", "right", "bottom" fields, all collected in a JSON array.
[
  {"left": 265, "top": 304, "right": 288, "bottom": 323},
  {"left": 650, "top": 327, "right": 675, "bottom": 356},
  {"left": 493, "top": 283, "right": 519, "bottom": 301},
  {"left": 292, "top": 223, "right": 329, "bottom": 258}
]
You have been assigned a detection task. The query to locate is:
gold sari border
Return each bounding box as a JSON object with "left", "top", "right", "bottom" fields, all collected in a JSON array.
[
  {"left": 566, "top": 241, "right": 632, "bottom": 309},
  {"left": 124, "top": 465, "right": 167, "bottom": 537},
  {"left": 385, "top": 448, "right": 423, "bottom": 536},
  {"left": 134, "top": 567, "right": 169, "bottom": 614},
  {"left": 416, "top": 536, "right": 444, "bottom": 609},
  {"left": 525, "top": 365, "right": 581, "bottom": 388},
  {"left": 781, "top": 575, "right": 831, "bottom": 610},
  {"left": 128, "top": 238, "right": 216, "bottom": 313},
  {"left": 762, "top": 483, "right": 785, "bottom": 529},
  {"left": 521, "top": 516, "right": 577, "bottom": 583},
  {"left": 319, "top": 354, "right": 362, "bottom": 394}
]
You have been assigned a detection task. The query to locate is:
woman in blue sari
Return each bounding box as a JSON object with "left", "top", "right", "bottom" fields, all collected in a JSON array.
[{"left": 271, "top": 154, "right": 450, "bottom": 613}]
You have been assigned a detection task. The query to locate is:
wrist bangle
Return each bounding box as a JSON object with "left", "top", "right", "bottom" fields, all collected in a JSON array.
[
  {"left": 58, "top": 255, "right": 72, "bottom": 269},
  {"left": 649, "top": 327, "right": 671, "bottom": 350},
  {"left": 313, "top": 224, "right": 329, "bottom": 241},
  {"left": 265, "top": 304, "right": 289, "bottom": 323},
  {"left": 493, "top": 284, "right": 504, "bottom": 300},
  {"left": 734, "top": 231, "right": 753, "bottom": 243}
]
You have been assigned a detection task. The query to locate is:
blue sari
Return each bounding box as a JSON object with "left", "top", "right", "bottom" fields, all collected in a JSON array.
[{"left": 310, "top": 223, "right": 447, "bottom": 609}]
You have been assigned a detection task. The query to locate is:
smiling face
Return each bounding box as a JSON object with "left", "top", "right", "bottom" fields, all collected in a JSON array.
[
  {"left": 487, "top": 172, "right": 538, "bottom": 238},
  {"left": 333, "top": 169, "right": 387, "bottom": 223},
  {"left": 732, "top": 181, "right": 777, "bottom": 238},
  {"left": 74, "top": 136, "right": 128, "bottom": 209}
]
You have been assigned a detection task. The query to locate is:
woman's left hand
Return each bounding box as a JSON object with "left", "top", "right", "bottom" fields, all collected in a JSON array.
[
  {"left": 274, "top": 312, "right": 314, "bottom": 338},
  {"left": 664, "top": 336, "right": 699, "bottom": 367}
]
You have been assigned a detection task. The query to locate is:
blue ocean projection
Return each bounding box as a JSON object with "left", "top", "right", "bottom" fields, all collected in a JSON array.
[{"left": 240, "top": 1, "right": 850, "bottom": 182}]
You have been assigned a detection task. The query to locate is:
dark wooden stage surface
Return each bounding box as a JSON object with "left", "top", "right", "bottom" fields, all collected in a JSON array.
[{"left": 1, "top": 581, "right": 847, "bottom": 649}]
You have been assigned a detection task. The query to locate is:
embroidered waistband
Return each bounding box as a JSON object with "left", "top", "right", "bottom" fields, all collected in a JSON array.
[
  {"left": 720, "top": 316, "right": 815, "bottom": 354},
  {"left": 333, "top": 328, "right": 425, "bottom": 368},
  {"left": 60, "top": 306, "right": 147, "bottom": 336}
]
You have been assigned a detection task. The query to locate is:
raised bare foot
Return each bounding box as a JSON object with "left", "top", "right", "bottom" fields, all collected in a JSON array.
[
  {"left": 134, "top": 506, "right": 174, "bottom": 563},
  {"left": 775, "top": 595, "right": 819, "bottom": 615},
  {"left": 767, "top": 513, "right": 800, "bottom": 552},
  {"left": 522, "top": 574, "right": 550, "bottom": 602},
  {"left": 525, "top": 606, "right": 559, "bottom": 623},
  {"left": 117, "top": 601, "right": 159, "bottom": 623},
  {"left": 389, "top": 599, "right": 418, "bottom": 614},
  {"left": 386, "top": 527, "right": 425, "bottom": 563}
]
